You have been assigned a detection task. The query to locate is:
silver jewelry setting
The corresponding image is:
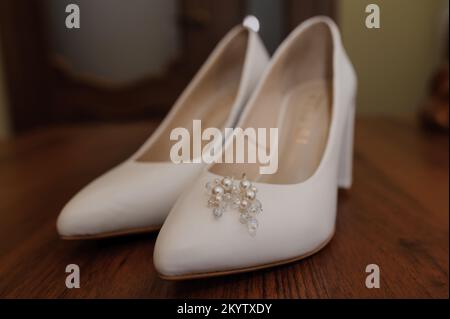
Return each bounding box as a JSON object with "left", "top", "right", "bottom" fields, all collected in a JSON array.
[{"left": 206, "top": 174, "right": 262, "bottom": 236}]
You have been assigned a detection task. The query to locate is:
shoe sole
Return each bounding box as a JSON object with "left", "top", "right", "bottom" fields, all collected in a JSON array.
[
  {"left": 158, "top": 229, "right": 335, "bottom": 280},
  {"left": 60, "top": 225, "right": 162, "bottom": 240}
]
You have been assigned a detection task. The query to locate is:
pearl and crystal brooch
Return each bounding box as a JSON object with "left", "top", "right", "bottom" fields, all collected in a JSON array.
[{"left": 205, "top": 174, "right": 262, "bottom": 236}]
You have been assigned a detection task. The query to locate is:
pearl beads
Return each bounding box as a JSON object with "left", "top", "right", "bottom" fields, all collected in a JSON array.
[
  {"left": 240, "top": 179, "right": 251, "bottom": 190},
  {"left": 222, "top": 177, "right": 232, "bottom": 190},
  {"left": 205, "top": 173, "right": 262, "bottom": 236},
  {"left": 245, "top": 190, "right": 256, "bottom": 201},
  {"left": 212, "top": 185, "right": 224, "bottom": 196}
]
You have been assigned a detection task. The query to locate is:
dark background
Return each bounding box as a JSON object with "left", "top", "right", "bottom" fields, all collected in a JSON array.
[
  {"left": 0, "top": 0, "right": 337, "bottom": 134},
  {"left": 0, "top": 0, "right": 447, "bottom": 136}
]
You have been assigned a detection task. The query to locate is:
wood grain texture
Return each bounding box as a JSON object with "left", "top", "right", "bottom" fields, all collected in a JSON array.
[{"left": 0, "top": 117, "right": 448, "bottom": 298}]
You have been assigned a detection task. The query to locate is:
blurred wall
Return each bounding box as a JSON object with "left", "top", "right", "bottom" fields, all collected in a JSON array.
[
  {"left": 0, "top": 35, "right": 10, "bottom": 139},
  {"left": 247, "top": 0, "right": 283, "bottom": 54},
  {"left": 339, "top": 0, "right": 448, "bottom": 115},
  {"left": 46, "top": 0, "right": 179, "bottom": 85}
]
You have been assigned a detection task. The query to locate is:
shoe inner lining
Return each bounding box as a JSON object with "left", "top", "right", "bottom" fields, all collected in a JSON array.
[
  {"left": 137, "top": 28, "right": 249, "bottom": 162},
  {"left": 209, "top": 22, "right": 333, "bottom": 185}
]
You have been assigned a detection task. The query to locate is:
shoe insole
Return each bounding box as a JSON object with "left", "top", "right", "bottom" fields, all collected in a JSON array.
[
  {"left": 137, "top": 87, "right": 236, "bottom": 162},
  {"left": 210, "top": 80, "right": 331, "bottom": 184},
  {"left": 137, "top": 30, "right": 248, "bottom": 163}
]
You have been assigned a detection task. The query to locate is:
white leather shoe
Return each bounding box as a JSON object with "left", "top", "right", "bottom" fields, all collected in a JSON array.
[
  {"left": 57, "top": 24, "right": 269, "bottom": 239},
  {"left": 154, "top": 16, "right": 357, "bottom": 279}
]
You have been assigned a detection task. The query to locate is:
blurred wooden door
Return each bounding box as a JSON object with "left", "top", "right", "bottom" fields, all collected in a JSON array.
[
  {"left": 180, "top": 0, "right": 245, "bottom": 72},
  {"left": 0, "top": 1, "right": 52, "bottom": 133},
  {"left": 0, "top": 0, "right": 246, "bottom": 133},
  {"left": 0, "top": 0, "right": 335, "bottom": 134}
]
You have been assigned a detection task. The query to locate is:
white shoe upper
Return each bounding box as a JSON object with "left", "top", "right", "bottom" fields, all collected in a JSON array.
[
  {"left": 57, "top": 25, "right": 270, "bottom": 237},
  {"left": 154, "top": 16, "right": 357, "bottom": 277}
]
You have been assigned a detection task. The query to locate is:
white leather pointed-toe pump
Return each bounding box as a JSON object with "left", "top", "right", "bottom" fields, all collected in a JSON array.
[
  {"left": 154, "top": 16, "right": 357, "bottom": 279},
  {"left": 57, "top": 23, "right": 269, "bottom": 239}
]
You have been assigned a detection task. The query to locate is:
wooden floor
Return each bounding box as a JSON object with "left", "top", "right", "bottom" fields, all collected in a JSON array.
[{"left": 0, "top": 117, "right": 448, "bottom": 298}]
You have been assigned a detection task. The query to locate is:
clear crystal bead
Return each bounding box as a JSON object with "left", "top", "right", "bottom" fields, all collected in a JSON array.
[
  {"left": 213, "top": 207, "right": 224, "bottom": 218},
  {"left": 207, "top": 198, "right": 217, "bottom": 208},
  {"left": 223, "top": 193, "right": 232, "bottom": 202},
  {"left": 219, "top": 200, "right": 228, "bottom": 209},
  {"left": 248, "top": 202, "right": 261, "bottom": 215},
  {"left": 205, "top": 181, "right": 212, "bottom": 191},
  {"left": 247, "top": 218, "right": 258, "bottom": 236},
  {"left": 239, "top": 213, "right": 249, "bottom": 224},
  {"left": 231, "top": 198, "right": 240, "bottom": 209},
  {"left": 254, "top": 199, "right": 262, "bottom": 211}
]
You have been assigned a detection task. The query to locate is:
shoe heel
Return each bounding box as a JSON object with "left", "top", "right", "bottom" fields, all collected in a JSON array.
[{"left": 338, "top": 102, "right": 355, "bottom": 189}]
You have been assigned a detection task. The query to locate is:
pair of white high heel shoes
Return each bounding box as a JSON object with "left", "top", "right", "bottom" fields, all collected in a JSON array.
[{"left": 57, "top": 16, "right": 357, "bottom": 280}]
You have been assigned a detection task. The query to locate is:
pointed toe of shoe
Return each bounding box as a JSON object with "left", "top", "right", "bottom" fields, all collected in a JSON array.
[
  {"left": 57, "top": 200, "right": 93, "bottom": 238},
  {"left": 57, "top": 162, "right": 202, "bottom": 239},
  {"left": 153, "top": 173, "right": 337, "bottom": 279},
  {"left": 153, "top": 174, "right": 265, "bottom": 278},
  {"left": 153, "top": 189, "right": 242, "bottom": 278},
  {"left": 57, "top": 196, "right": 122, "bottom": 238},
  {"left": 56, "top": 188, "right": 157, "bottom": 239},
  {"left": 153, "top": 204, "right": 212, "bottom": 278}
]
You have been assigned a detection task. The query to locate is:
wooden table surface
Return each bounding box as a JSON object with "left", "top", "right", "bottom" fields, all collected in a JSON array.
[{"left": 0, "top": 117, "right": 448, "bottom": 298}]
